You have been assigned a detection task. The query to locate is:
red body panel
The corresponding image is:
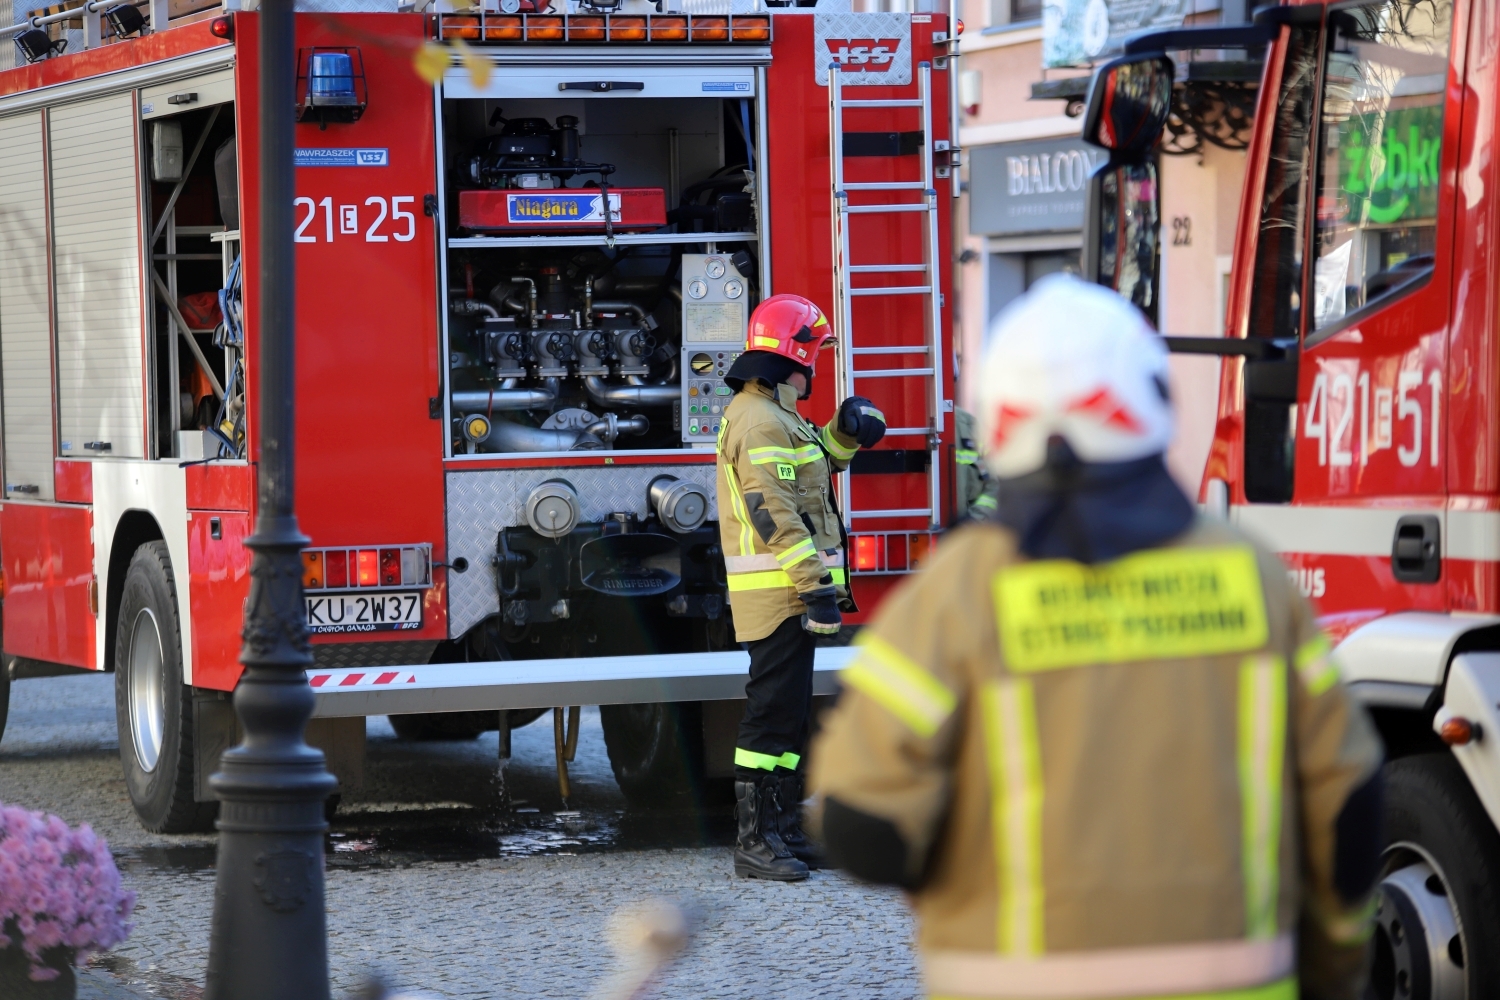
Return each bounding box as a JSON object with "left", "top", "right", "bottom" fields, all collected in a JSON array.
[
  {"left": 54, "top": 461, "right": 92, "bottom": 505},
  {"left": 187, "top": 511, "right": 252, "bottom": 691},
  {"left": 186, "top": 464, "right": 254, "bottom": 512},
  {"left": 237, "top": 14, "right": 448, "bottom": 662},
  {"left": 1, "top": 505, "right": 94, "bottom": 669},
  {"left": 457, "top": 187, "right": 667, "bottom": 232}
]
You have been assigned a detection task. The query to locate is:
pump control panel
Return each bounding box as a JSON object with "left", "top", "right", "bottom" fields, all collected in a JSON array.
[{"left": 680, "top": 253, "right": 749, "bottom": 444}]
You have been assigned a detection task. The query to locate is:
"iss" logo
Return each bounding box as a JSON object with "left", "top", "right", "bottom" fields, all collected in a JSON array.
[{"left": 825, "top": 37, "right": 900, "bottom": 71}]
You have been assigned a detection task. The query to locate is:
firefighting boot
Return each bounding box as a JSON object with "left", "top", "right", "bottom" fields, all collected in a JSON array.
[
  {"left": 733, "top": 778, "right": 809, "bottom": 881},
  {"left": 776, "top": 770, "right": 824, "bottom": 870}
]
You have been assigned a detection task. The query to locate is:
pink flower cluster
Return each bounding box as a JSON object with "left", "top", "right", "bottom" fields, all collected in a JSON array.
[{"left": 0, "top": 804, "right": 135, "bottom": 982}]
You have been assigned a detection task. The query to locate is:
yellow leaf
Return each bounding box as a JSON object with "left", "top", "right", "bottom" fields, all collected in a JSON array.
[
  {"left": 411, "top": 41, "right": 449, "bottom": 85},
  {"left": 453, "top": 37, "right": 492, "bottom": 90}
]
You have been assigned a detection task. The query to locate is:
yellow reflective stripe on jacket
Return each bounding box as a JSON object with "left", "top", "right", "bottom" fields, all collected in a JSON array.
[
  {"left": 776, "top": 538, "right": 819, "bottom": 569},
  {"left": 748, "top": 444, "right": 821, "bottom": 466},
  {"left": 829, "top": 568, "right": 846, "bottom": 584},
  {"left": 995, "top": 546, "right": 1269, "bottom": 672},
  {"left": 841, "top": 635, "right": 957, "bottom": 738},
  {"left": 726, "top": 569, "right": 794, "bottom": 592},
  {"left": 820, "top": 422, "right": 858, "bottom": 461},
  {"left": 1293, "top": 634, "right": 1340, "bottom": 696},
  {"left": 982, "top": 679, "right": 1045, "bottom": 956},
  {"left": 957, "top": 449, "right": 979, "bottom": 465},
  {"left": 1239, "top": 654, "right": 1287, "bottom": 941},
  {"left": 972, "top": 494, "right": 997, "bottom": 512},
  {"left": 722, "top": 462, "right": 755, "bottom": 557}
]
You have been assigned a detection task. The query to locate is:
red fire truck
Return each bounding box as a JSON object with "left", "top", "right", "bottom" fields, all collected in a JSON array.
[
  {"left": 0, "top": 3, "right": 957, "bottom": 833},
  {"left": 1084, "top": 1, "right": 1500, "bottom": 995}
]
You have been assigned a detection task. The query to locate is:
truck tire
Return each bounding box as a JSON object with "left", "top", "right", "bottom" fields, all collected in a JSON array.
[
  {"left": 600, "top": 702, "right": 704, "bottom": 805},
  {"left": 114, "top": 542, "right": 217, "bottom": 833},
  {"left": 1378, "top": 753, "right": 1500, "bottom": 1000}
]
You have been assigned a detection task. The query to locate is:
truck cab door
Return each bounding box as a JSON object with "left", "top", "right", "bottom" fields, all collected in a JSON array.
[{"left": 1282, "top": 1, "right": 1457, "bottom": 609}]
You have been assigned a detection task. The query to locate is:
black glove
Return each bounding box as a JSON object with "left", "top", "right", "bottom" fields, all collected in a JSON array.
[
  {"left": 837, "top": 396, "right": 887, "bottom": 448},
  {"left": 800, "top": 589, "right": 843, "bottom": 636}
]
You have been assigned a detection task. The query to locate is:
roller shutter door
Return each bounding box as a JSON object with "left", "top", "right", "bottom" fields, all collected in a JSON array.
[
  {"left": 0, "top": 112, "right": 55, "bottom": 500},
  {"left": 50, "top": 93, "right": 145, "bottom": 459}
]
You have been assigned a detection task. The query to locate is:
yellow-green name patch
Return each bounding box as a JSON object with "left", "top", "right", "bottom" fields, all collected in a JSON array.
[
  {"left": 995, "top": 545, "right": 1268, "bottom": 671},
  {"left": 777, "top": 463, "right": 796, "bottom": 481}
]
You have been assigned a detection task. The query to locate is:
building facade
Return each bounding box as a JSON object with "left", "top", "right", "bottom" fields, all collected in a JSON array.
[{"left": 955, "top": 0, "right": 1253, "bottom": 494}]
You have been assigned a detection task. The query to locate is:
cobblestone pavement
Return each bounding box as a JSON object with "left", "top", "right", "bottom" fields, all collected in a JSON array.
[{"left": 0, "top": 672, "right": 920, "bottom": 999}]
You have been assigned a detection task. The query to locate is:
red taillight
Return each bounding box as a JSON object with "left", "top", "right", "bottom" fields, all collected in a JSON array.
[
  {"left": 853, "top": 536, "right": 881, "bottom": 572},
  {"left": 379, "top": 548, "right": 400, "bottom": 586},
  {"left": 325, "top": 550, "right": 348, "bottom": 589},
  {"left": 210, "top": 15, "right": 232, "bottom": 38},
  {"left": 357, "top": 550, "right": 379, "bottom": 587}
]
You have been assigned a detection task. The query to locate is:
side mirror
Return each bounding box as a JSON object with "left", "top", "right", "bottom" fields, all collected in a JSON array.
[
  {"left": 1082, "top": 160, "right": 1160, "bottom": 322},
  {"left": 1081, "top": 55, "right": 1175, "bottom": 156}
]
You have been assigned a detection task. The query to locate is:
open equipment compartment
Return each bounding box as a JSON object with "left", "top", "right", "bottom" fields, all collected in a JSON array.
[{"left": 439, "top": 60, "right": 768, "bottom": 458}]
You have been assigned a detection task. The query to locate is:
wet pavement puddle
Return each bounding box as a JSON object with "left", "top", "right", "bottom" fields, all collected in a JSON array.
[{"left": 115, "top": 800, "right": 735, "bottom": 876}]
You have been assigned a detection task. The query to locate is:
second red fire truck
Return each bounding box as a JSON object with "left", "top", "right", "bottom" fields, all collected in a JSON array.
[
  {"left": 1085, "top": 1, "right": 1500, "bottom": 997},
  {"left": 0, "top": 4, "right": 958, "bottom": 832}
]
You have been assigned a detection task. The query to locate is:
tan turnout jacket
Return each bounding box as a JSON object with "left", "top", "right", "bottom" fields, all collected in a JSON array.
[
  {"left": 811, "top": 517, "right": 1382, "bottom": 1000},
  {"left": 716, "top": 380, "right": 860, "bottom": 641}
]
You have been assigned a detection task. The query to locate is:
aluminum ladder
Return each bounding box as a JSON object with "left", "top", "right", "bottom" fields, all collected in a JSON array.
[{"left": 829, "top": 59, "right": 946, "bottom": 531}]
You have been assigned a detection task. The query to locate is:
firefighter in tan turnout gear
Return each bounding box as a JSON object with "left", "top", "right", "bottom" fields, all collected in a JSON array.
[
  {"left": 810, "top": 275, "right": 1386, "bottom": 999},
  {"left": 717, "top": 293, "right": 886, "bottom": 881}
]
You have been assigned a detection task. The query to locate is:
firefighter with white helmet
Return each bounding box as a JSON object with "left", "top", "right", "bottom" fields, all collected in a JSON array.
[
  {"left": 809, "top": 274, "right": 1385, "bottom": 999},
  {"left": 717, "top": 292, "right": 886, "bottom": 881}
]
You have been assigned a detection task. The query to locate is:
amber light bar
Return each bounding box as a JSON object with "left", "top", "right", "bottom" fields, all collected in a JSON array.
[
  {"left": 303, "top": 544, "right": 434, "bottom": 591},
  {"left": 850, "top": 531, "right": 939, "bottom": 575},
  {"left": 436, "top": 12, "right": 771, "bottom": 44}
]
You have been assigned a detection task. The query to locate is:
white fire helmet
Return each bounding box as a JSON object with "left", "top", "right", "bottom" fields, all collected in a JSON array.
[{"left": 976, "top": 274, "right": 1174, "bottom": 479}]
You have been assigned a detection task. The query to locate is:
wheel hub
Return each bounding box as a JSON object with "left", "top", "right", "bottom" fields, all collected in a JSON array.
[
  {"left": 127, "top": 607, "right": 167, "bottom": 773},
  {"left": 1371, "top": 856, "right": 1466, "bottom": 1000}
]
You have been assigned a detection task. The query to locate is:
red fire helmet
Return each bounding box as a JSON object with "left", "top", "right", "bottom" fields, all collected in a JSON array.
[{"left": 743, "top": 294, "right": 836, "bottom": 373}]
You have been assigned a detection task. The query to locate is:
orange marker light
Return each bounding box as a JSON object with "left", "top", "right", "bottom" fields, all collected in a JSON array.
[
  {"left": 909, "top": 534, "right": 932, "bottom": 568},
  {"left": 302, "top": 551, "right": 324, "bottom": 589},
  {"left": 1440, "top": 716, "right": 1479, "bottom": 746}
]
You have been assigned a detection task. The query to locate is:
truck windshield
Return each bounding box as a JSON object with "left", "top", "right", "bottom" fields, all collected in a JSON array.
[{"left": 1309, "top": 0, "right": 1452, "bottom": 332}]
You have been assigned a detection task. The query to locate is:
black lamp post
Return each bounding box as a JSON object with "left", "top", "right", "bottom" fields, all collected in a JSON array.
[{"left": 204, "top": 1, "right": 336, "bottom": 996}]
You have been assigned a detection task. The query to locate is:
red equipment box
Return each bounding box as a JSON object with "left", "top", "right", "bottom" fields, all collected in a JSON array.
[{"left": 458, "top": 187, "right": 667, "bottom": 233}]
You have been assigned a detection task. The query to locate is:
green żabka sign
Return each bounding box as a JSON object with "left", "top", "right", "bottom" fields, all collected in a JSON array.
[{"left": 1335, "top": 104, "right": 1442, "bottom": 226}]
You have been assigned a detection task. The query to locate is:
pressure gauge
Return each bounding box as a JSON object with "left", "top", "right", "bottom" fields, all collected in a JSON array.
[
  {"left": 690, "top": 352, "right": 714, "bottom": 375},
  {"left": 723, "top": 279, "right": 744, "bottom": 300},
  {"left": 687, "top": 278, "right": 709, "bottom": 299},
  {"left": 705, "top": 257, "right": 727, "bottom": 279}
]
